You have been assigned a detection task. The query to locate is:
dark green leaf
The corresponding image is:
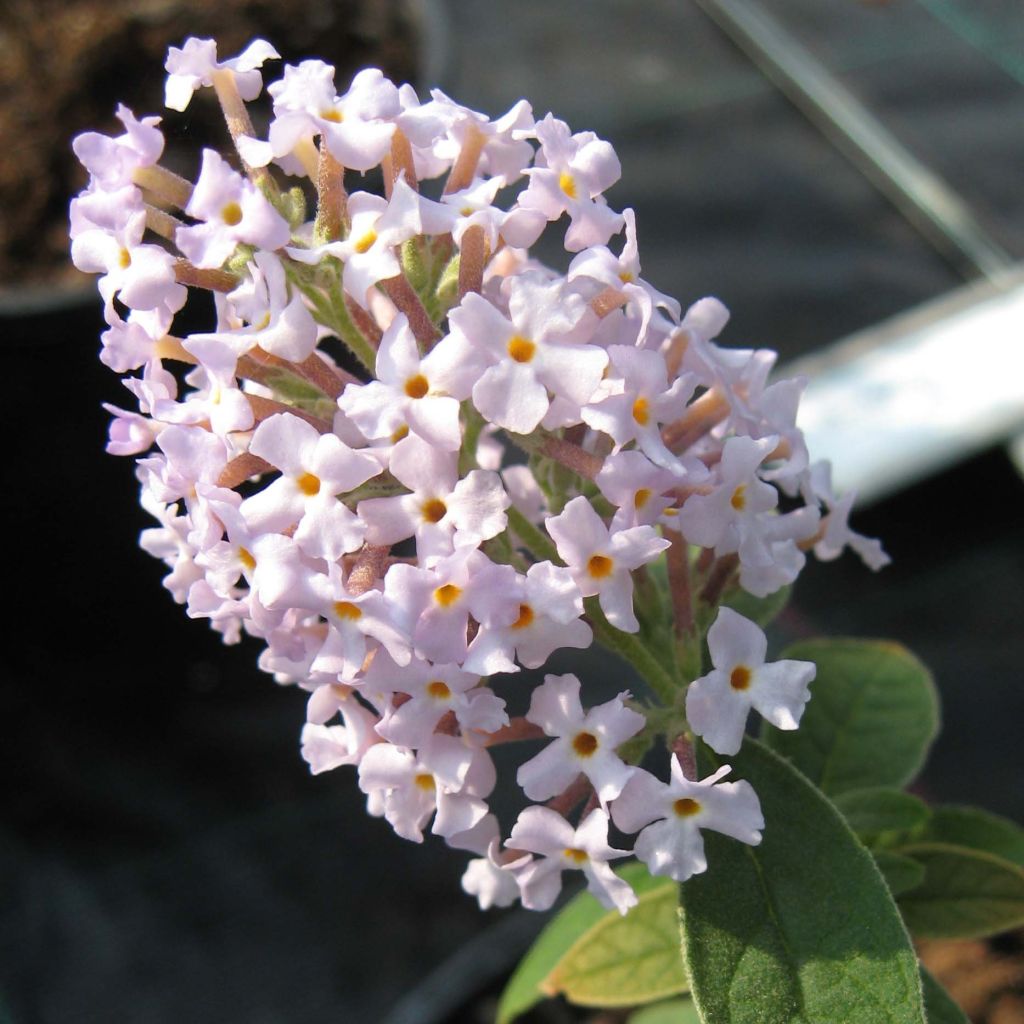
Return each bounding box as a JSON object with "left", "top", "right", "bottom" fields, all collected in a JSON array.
[
  {"left": 762, "top": 639, "right": 939, "bottom": 797},
  {"left": 912, "top": 806, "right": 1024, "bottom": 868},
  {"left": 497, "top": 863, "right": 664, "bottom": 1024},
  {"left": 895, "top": 842, "right": 1024, "bottom": 939},
  {"left": 833, "top": 788, "right": 931, "bottom": 840},
  {"left": 920, "top": 966, "right": 969, "bottom": 1024},
  {"left": 543, "top": 876, "right": 687, "bottom": 1007},
  {"left": 874, "top": 850, "right": 926, "bottom": 896},
  {"left": 680, "top": 738, "right": 925, "bottom": 1024}
]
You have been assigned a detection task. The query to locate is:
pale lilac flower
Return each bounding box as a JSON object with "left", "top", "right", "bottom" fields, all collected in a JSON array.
[
  {"left": 517, "top": 114, "right": 624, "bottom": 251},
  {"left": 308, "top": 561, "right": 411, "bottom": 678},
  {"left": 241, "top": 413, "right": 380, "bottom": 560},
  {"left": 300, "top": 697, "right": 381, "bottom": 774},
  {"left": 72, "top": 104, "right": 164, "bottom": 191},
  {"left": 338, "top": 314, "right": 477, "bottom": 451},
  {"left": 581, "top": 345, "right": 697, "bottom": 469},
  {"left": 449, "top": 273, "right": 606, "bottom": 434},
  {"left": 595, "top": 451, "right": 689, "bottom": 531},
  {"left": 686, "top": 607, "right": 816, "bottom": 755},
  {"left": 186, "top": 251, "right": 319, "bottom": 365},
  {"left": 71, "top": 205, "right": 185, "bottom": 313},
  {"left": 463, "top": 562, "right": 592, "bottom": 675},
  {"left": 462, "top": 840, "right": 528, "bottom": 910},
  {"left": 289, "top": 177, "right": 430, "bottom": 308},
  {"left": 427, "top": 90, "right": 536, "bottom": 184},
  {"left": 509, "top": 806, "right": 636, "bottom": 913},
  {"left": 545, "top": 496, "right": 670, "bottom": 632},
  {"left": 383, "top": 548, "right": 517, "bottom": 665},
  {"left": 252, "top": 63, "right": 398, "bottom": 172},
  {"left": 358, "top": 735, "right": 494, "bottom": 842},
  {"left": 568, "top": 209, "right": 680, "bottom": 336},
  {"left": 176, "top": 150, "right": 291, "bottom": 269},
  {"left": 374, "top": 658, "right": 507, "bottom": 748},
  {"left": 612, "top": 760, "right": 763, "bottom": 881},
  {"left": 164, "top": 37, "right": 279, "bottom": 112},
  {"left": 517, "top": 673, "right": 644, "bottom": 808},
  {"left": 358, "top": 435, "right": 509, "bottom": 563},
  {"left": 806, "top": 464, "right": 890, "bottom": 570}
]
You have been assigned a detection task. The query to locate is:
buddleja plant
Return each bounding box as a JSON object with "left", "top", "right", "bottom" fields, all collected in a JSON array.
[{"left": 70, "top": 37, "right": 1024, "bottom": 1023}]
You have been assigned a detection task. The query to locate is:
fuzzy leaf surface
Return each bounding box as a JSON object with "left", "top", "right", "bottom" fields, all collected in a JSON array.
[
  {"left": 680, "top": 738, "right": 925, "bottom": 1024},
  {"left": 833, "top": 787, "right": 931, "bottom": 840},
  {"left": 762, "top": 640, "right": 938, "bottom": 797}
]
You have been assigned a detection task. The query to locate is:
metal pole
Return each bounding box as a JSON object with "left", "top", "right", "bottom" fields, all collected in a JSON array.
[{"left": 693, "top": 0, "right": 1016, "bottom": 283}]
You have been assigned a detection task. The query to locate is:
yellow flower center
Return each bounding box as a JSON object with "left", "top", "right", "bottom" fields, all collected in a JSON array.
[
  {"left": 320, "top": 108, "right": 344, "bottom": 123},
  {"left": 390, "top": 424, "right": 410, "bottom": 443},
  {"left": 730, "top": 485, "right": 747, "bottom": 511},
  {"left": 426, "top": 680, "right": 452, "bottom": 700},
  {"left": 333, "top": 601, "right": 362, "bottom": 621},
  {"left": 297, "top": 472, "right": 321, "bottom": 496},
  {"left": 118, "top": 247, "right": 132, "bottom": 269},
  {"left": 587, "top": 554, "right": 614, "bottom": 579},
  {"left": 238, "top": 547, "right": 256, "bottom": 572},
  {"left": 559, "top": 171, "right": 577, "bottom": 199},
  {"left": 434, "top": 583, "right": 462, "bottom": 607},
  {"left": 421, "top": 498, "right": 448, "bottom": 524},
  {"left": 354, "top": 229, "right": 377, "bottom": 254},
  {"left": 673, "top": 798, "right": 702, "bottom": 817},
  {"left": 634, "top": 488, "right": 652, "bottom": 510},
  {"left": 632, "top": 396, "right": 650, "bottom": 426},
  {"left": 404, "top": 374, "right": 429, "bottom": 399},
  {"left": 572, "top": 731, "right": 599, "bottom": 757},
  {"left": 415, "top": 773, "right": 436, "bottom": 791},
  {"left": 511, "top": 603, "right": 534, "bottom": 630},
  {"left": 507, "top": 335, "right": 536, "bottom": 363},
  {"left": 563, "top": 847, "right": 588, "bottom": 863},
  {"left": 730, "top": 665, "right": 752, "bottom": 691},
  {"left": 220, "top": 201, "right": 243, "bottom": 226}
]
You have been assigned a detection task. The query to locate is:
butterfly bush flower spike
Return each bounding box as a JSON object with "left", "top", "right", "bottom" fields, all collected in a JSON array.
[{"left": 71, "top": 36, "right": 889, "bottom": 917}]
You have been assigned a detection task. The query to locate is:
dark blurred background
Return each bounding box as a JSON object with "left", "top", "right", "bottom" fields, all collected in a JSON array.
[{"left": 3, "top": 1, "right": 1023, "bottom": 1021}]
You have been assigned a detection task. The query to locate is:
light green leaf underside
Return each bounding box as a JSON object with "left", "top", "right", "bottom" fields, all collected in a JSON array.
[
  {"left": 543, "top": 877, "right": 688, "bottom": 1007},
  {"left": 496, "top": 862, "right": 665, "bottom": 1024},
  {"left": 680, "top": 738, "right": 925, "bottom": 1024},
  {"left": 630, "top": 997, "right": 702, "bottom": 1024},
  {"left": 763, "top": 639, "right": 939, "bottom": 797}
]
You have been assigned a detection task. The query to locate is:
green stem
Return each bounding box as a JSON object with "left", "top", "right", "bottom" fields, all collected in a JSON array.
[{"left": 584, "top": 597, "right": 679, "bottom": 706}]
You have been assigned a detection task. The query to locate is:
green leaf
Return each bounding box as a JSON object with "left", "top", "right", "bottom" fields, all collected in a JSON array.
[
  {"left": 833, "top": 788, "right": 931, "bottom": 840},
  {"left": 894, "top": 841, "right": 1024, "bottom": 939},
  {"left": 762, "top": 639, "right": 939, "bottom": 797},
  {"left": 920, "top": 967, "right": 969, "bottom": 1024},
  {"left": 497, "top": 863, "right": 665, "bottom": 1024},
  {"left": 543, "top": 876, "right": 688, "bottom": 1007},
  {"left": 630, "top": 998, "right": 702, "bottom": 1024},
  {"left": 680, "top": 738, "right": 925, "bottom": 1024},
  {"left": 912, "top": 806, "right": 1024, "bottom": 868},
  {"left": 722, "top": 583, "right": 792, "bottom": 627},
  {"left": 873, "top": 850, "right": 926, "bottom": 897}
]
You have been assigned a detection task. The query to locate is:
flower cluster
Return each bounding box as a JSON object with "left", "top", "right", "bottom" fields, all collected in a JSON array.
[{"left": 71, "top": 38, "right": 889, "bottom": 915}]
